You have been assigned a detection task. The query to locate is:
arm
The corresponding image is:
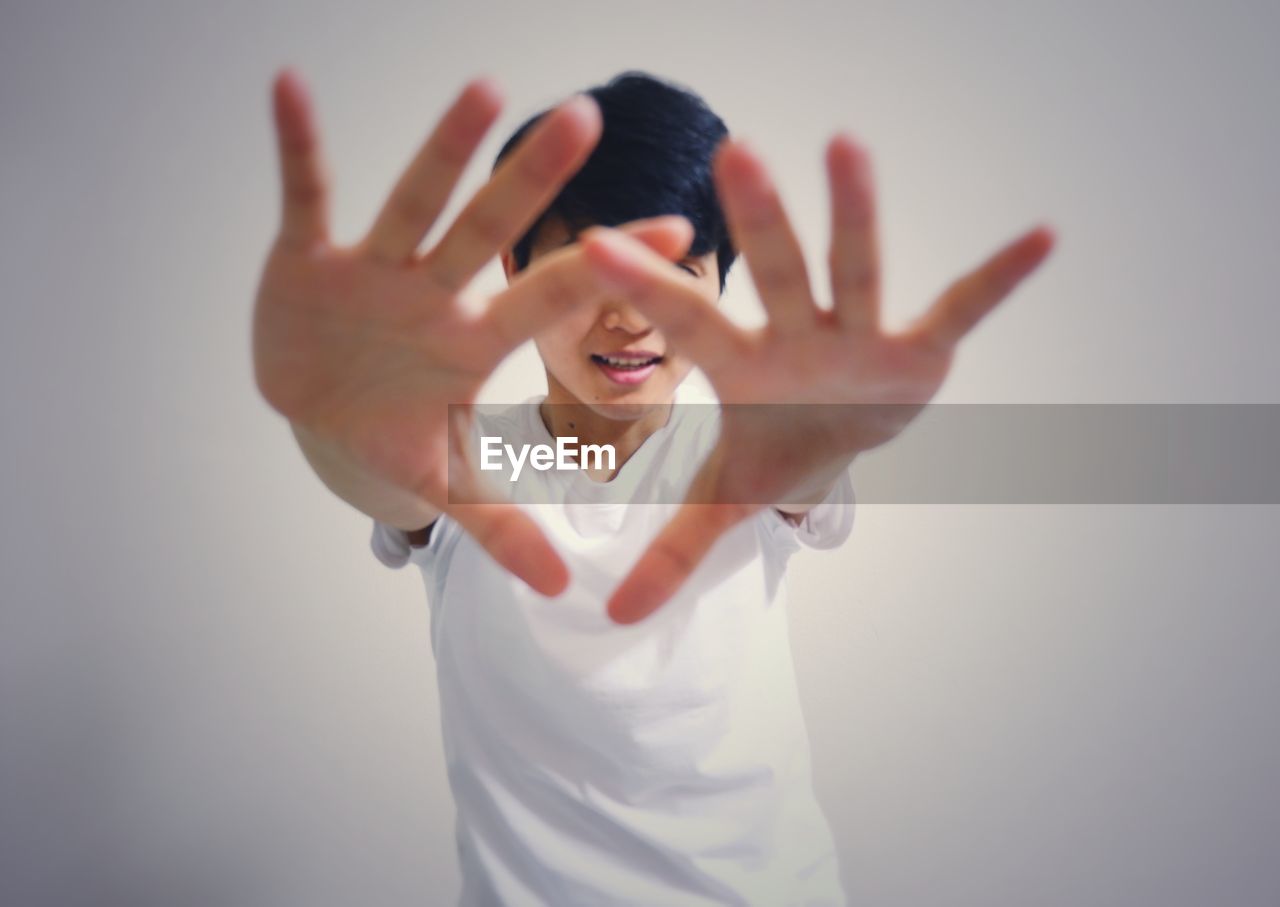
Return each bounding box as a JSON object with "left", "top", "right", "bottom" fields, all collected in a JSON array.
[
  {"left": 255, "top": 71, "right": 692, "bottom": 591},
  {"left": 291, "top": 421, "right": 441, "bottom": 532},
  {"left": 582, "top": 134, "right": 1054, "bottom": 622}
]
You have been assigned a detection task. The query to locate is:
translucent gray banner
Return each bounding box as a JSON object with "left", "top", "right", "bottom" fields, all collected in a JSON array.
[{"left": 448, "top": 403, "right": 1280, "bottom": 504}]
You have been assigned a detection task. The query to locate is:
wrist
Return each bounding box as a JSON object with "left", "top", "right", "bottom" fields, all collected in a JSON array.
[{"left": 774, "top": 456, "right": 855, "bottom": 516}]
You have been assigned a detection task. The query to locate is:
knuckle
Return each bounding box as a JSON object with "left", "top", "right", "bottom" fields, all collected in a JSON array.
[
  {"left": 654, "top": 537, "right": 698, "bottom": 577},
  {"left": 835, "top": 204, "right": 875, "bottom": 230},
  {"left": 831, "top": 263, "right": 879, "bottom": 297},
  {"left": 390, "top": 190, "right": 434, "bottom": 228},
  {"left": 430, "top": 128, "right": 474, "bottom": 171},
  {"left": 463, "top": 204, "right": 510, "bottom": 249},
  {"left": 516, "top": 139, "right": 565, "bottom": 187},
  {"left": 285, "top": 173, "right": 326, "bottom": 208},
  {"left": 751, "top": 263, "right": 797, "bottom": 297}
]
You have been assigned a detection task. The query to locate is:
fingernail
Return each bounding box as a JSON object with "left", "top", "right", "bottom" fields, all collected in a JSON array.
[
  {"left": 466, "top": 75, "right": 504, "bottom": 108},
  {"left": 564, "top": 93, "right": 600, "bottom": 120}
]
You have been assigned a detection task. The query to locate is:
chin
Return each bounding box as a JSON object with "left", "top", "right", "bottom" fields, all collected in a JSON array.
[
  {"left": 546, "top": 358, "right": 685, "bottom": 418},
  {"left": 586, "top": 392, "right": 670, "bottom": 421}
]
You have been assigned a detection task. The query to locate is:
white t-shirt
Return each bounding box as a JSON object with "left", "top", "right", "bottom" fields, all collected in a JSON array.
[{"left": 371, "top": 383, "right": 855, "bottom": 906}]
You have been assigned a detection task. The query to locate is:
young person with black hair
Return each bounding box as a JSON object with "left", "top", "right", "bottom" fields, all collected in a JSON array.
[{"left": 253, "top": 68, "right": 1052, "bottom": 905}]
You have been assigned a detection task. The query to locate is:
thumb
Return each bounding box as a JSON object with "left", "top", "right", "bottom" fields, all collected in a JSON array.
[
  {"left": 606, "top": 500, "right": 753, "bottom": 624},
  {"left": 449, "top": 496, "right": 569, "bottom": 597},
  {"left": 605, "top": 449, "right": 756, "bottom": 623},
  {"left": 443, "top": 405, "right": 569, "bottom": 597},
  {"left": 612, "top": 214, "right": 695, "bottom": 261}
]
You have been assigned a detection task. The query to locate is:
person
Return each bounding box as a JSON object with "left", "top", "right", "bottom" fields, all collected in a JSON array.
[{"left": 253, "top": 68, "right": 1053, "bottom": 905}]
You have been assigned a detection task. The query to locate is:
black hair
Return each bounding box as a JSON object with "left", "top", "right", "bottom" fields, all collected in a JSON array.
[{"left": 493, "top": 71, "right": 737, "bottom": 293}]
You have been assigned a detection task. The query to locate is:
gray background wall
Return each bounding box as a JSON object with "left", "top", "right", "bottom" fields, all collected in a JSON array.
[{"left": 2, "top": 1, "right": 1278, "bottom": 904}]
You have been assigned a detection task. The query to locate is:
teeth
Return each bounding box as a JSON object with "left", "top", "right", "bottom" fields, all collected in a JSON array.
[{"left": 598, "top": 355, "right": 657, "bottom": 368}]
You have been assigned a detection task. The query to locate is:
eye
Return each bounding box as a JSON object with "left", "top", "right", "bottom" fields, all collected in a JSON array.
[{"left": 676, "top": 262, "right": 700, "bottom": 277}]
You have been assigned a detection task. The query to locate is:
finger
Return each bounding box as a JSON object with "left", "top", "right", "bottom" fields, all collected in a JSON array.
[
  {"left": 363, "top": 78, "right": 504, "bottom": 264},
  {"left": 448, "top": 500, "right": 570, "bottom": 596},
  {"left": 606, "top": 501, "right": 756, "bottom": 624},
  {"left": 475, "top": 216, "right": 696, "bottom": 368},
  {"left": 424, "top": 94, "right": 603, "bottom": 291},
  {"left": 714, "top": 139, "right": 818, "bottom": 334},
  {"left": 612, "top": 215, "right": 698, "bottom": 263},
  {"left": 905, "top": 226, "right": 1056, "bottom": 354},
  {"left": 271, "top": 69, "right": 330, "bottom": 249},
  {"left": 826, "top": 133, "right": 881, "bottom": 333},
  {"left": 442, "top": 406, "right": 570, "bottom": 596},
  {"left": 580, "top": 227, "right": 752, "bottom": 375}
]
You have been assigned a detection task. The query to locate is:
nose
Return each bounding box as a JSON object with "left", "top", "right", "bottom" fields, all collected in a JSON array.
[{"left": 601, "top": 301, "right": 652, "bottom": 335}]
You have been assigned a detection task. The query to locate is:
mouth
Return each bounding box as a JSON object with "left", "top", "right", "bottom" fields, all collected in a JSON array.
[{"left": 590, "top": 352, "right": 664, "bottom": 386}]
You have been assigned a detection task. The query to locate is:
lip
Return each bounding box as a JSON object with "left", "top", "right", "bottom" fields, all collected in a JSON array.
[
  {"left": 592, "top": 349, "right": 663, "bottom": 361},
  {"left": 591, "top": 353, "right": 663, "bottom": 386}
]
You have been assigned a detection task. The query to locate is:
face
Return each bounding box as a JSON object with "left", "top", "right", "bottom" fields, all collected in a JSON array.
[{"left": 502, "top": 215, "right": 721, "bottom": 421}]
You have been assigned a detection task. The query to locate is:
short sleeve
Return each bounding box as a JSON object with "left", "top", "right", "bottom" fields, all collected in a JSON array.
[
  {"left": 371, "top": 515, "right": 454, "bottom": 570},
  {"left": 370, "top": 520, "right": 414, "bottom": 569},
  {"left": 765, "top": 469, "right": 856, "bottom": 552}
]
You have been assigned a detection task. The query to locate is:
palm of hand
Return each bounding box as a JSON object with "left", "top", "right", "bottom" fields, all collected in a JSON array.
[
  {"left": 256, "top": 244, "right": 493, "bottom": 499},
  {"left": 703, "top": 324, "right": 951, "bottom": 505},
  {"left": 252, "top": 72, "right": 693, "bottom": 595},
  {"left": 580, "top": 134, "right": 1054, "bottom": 621}
]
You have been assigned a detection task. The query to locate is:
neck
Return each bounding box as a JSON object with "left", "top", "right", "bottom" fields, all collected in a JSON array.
[{"left": 539, "top": 382, "right": 673, "bottom": 483}]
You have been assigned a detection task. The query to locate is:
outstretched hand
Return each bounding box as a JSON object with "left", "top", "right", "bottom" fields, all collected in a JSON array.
[
  {"left": 252, "top": 71, "right": 693, "bottom": 596},
  {"left": 581, "top": 135, "right": 1055, "bottom": 623}
]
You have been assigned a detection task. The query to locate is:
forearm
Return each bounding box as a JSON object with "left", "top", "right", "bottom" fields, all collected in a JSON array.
[{"left": 291, "top": 421, "right": 441, "bottom": 532}]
